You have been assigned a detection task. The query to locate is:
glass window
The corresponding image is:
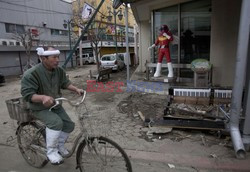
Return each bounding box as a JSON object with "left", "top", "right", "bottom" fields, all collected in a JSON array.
[
  {"left": 107, "top": 35, "right": 113, "bottom": 41},
  {"left": 181, "top": 0, "right": 211, "bottom": 63},
  {"left": 129, "top": 37, "right": 134, "bottom": 42},
  {"left": 16, "top": 25, "right": 25, "bottom": 34},
  {"left": 51, "top": 29, "right": 68, "bottom": 36},
  {"left": 5, "top": 23, "right": 17, "bottom": 33},
  {"left": 2, "top": 41, "right": 7, "bottom": 45},
  {"left": 153, "top": 0, "right": 211, "bottom": 79},
  {"left": 82, "top": 36, "right": 88, "bottom": 41},
  {"left": 5, "top": 23, "right": 25, "bottom": 34},
  {"left": 51, "top": 29, "right": 59, "bottom": 35},
  {"left": 110, "top": 56, "right": 115, "bottom": 61},
  {"left": 180, "top": 0, "right": 211, "bottom": 78},
  {"left": 119, "top": 54, "right": 124, "bottom": 61},
  {"left": 154, "top": 5, "right": 178, "bottom": 64},
  {"left": 102, "top": 56, "right": 107, "bottom": 61}
]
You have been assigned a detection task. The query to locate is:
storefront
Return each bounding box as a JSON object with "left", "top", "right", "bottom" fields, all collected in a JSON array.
[
  {"left": 131, "top": 0, "right": 242, "bottom": 87},
  {"left": 153, "top": 0, "right": 211, "bottom": 81}
]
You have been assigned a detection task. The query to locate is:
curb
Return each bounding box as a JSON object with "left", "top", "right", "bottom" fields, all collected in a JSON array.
[
  {"left": 126, "top": 149, "right": 250, "bottom": 171},
  {"left": 127, "top": 81, "right": 169, "bottom": 95}
]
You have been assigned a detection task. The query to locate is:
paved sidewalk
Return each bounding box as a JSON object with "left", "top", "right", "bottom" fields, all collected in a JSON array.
[
  {"left": 1, "top": 67, "right": 250, "bottom": 172},
  {"left": 1, "top": 144, "right": 250, "bottom": 172}
]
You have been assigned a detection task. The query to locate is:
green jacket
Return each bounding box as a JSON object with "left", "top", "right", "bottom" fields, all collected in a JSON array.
[{"left": 21, "top": 63, "right": 71, "bottom": 110}]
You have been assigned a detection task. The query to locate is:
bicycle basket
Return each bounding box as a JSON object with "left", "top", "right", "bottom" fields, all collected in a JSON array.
[{"left": 5, "top": 97, "right": 32, "bottom": 122}]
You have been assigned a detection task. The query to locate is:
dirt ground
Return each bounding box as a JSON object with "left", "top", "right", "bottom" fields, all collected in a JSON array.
[{"left": 0, "top": 64, "right": 247, "bottom": 165}]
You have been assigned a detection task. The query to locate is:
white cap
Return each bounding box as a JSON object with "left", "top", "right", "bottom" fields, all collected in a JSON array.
[{"left": 36, "top": 47, "right": 60, "bottom": 56}]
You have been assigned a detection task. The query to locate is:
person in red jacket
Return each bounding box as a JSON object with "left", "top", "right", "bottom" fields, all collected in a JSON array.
[{"left": 148, "top": 25, "right": 174, "bottom": 78}]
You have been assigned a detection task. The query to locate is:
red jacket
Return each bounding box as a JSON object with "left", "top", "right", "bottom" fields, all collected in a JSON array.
[{"left": 155, "top": 31, "right": 173, "bottom": 47}]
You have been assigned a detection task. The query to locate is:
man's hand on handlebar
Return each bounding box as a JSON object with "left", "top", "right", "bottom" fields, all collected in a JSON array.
[
  {"left": 42, "top": 95, "right": 55, "bottom": 107},
  {"left": 75, "top": 88, "right": 84, "bottom": 95},
  {"left": 49, "top": 90, "right": 86, "bottom": 111}
]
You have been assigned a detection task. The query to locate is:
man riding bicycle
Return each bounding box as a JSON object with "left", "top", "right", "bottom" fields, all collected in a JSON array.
[{"left": 21, "top": 46, "right": 83, "bottom": 165}]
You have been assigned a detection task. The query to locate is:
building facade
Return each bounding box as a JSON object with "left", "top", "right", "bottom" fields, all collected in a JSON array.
[
  {"left": 72, "top": 0, "right": 137, "bottom": 60},
  {"left": 131, "top": 0, "right": 242, "bottom": 87},
  {"left": 0, "top": 0, "right": 74, "bottom": 76}
]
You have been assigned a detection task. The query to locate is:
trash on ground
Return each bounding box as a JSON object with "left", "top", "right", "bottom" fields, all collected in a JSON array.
[{"left": 168, "top": 163, "right": 175, "bottom": 168}]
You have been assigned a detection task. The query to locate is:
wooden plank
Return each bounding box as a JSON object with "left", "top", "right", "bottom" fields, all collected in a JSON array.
[
  {"left": 146, "top": 63, "right": 191, "bottom": 68},
  {"left": 138, "top": 111, "right": 145, "bottom": 122},
  {"left": 165, "top": 106, "right": 225, "bottom": 120},
  {"left": 152, "top": 117, "right": 225, "bottom": 130}
]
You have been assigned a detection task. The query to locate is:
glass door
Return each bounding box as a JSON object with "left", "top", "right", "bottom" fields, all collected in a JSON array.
[{"left": 180, "top": 0, "right": 211, "bottom": 79}]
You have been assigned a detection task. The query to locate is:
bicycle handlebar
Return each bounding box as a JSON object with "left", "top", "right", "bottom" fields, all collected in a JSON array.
[{"left": 49, "top": 90, "right": 86, "bottom": 111}]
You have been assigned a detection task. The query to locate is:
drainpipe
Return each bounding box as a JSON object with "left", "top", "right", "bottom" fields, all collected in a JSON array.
[
  {"left": 242, "top": 5, "right": 250, "bottom": 151},
  {"left": 229, "top": 0, "right": 250, "bottom": 159}
]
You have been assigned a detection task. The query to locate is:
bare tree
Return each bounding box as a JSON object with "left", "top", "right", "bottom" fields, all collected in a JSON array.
[
  {"left": 72, "top": 0, "right": 108, "bottom": 72},
  {"left": 12, "top": 28, "right": 39, "bottom": 72},
  {"left": 88, "top": 20, "right": 106, "bottom": 71}
]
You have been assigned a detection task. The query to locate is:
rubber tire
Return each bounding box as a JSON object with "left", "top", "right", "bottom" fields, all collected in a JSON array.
[
  {"left": 16, "top": 122, "right": 48, "bottom": 168},
  {"left": 76, "top": 136, "right": 132, "bottom": 172}
]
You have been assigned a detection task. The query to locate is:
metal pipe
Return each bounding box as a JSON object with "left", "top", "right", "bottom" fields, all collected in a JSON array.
[
  {"left": 125, "top": 3, "right": 130, "bottom": 81},
  {"left": 114, "top": 8, "right": 118, "bottom": 58},
  {"left": 18, "top": 51, "right": 23, "bottom": 74},
  {"left": 243, "top": 67, "right": 250, "bottom": 135},
  {"left": 229, "top": 0, "right": 250, "bottom": 159},
  {"left": 134, "top": 24, "right": 138, "bottom": 65},
  {"left": 68, "top": 20, "right": 73, "bottom": 68},
  {"left": 243, "top": 20, "right": 250, "bottom": 136},
  {"left": 79, "top": 28, "right": 83, "bottom": 67}
]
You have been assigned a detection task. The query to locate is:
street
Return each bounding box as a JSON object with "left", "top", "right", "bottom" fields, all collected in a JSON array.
[{"left": 0, "top": 65, "right": 250, "bottom": 172}]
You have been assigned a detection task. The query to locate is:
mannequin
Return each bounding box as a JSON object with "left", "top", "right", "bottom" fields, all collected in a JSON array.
[{"left": 148, "top": 25, "right": 174, "bottom": 78}]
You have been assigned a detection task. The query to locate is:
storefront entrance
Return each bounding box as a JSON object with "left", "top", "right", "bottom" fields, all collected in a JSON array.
[{"left": 153, "top": 0, "right": 211, "bottom": 82}]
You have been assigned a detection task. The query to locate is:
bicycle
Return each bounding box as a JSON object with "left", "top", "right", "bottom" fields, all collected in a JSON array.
[{"left": 6, "top": 91, "right": 132, "bottom": 172}]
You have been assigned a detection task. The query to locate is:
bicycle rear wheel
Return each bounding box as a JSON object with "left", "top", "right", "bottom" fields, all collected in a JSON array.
[
  {"left": 16, "top": 122, "right": 48, "bottom": 168},
  {"left": 76, "top": 136, "right": 132, "bottom": 172}
]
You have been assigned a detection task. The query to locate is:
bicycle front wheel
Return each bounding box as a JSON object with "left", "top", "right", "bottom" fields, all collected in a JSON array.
[
  {"left": 17, "top": 122, "right": 48, "bottom": 168},
  {"left": 76, "top": 136, "right": 132, "bottom": 172}
]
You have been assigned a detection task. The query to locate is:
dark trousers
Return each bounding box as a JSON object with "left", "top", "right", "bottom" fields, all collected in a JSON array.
[{"left": 32, "top": 106, "right": 75, "bottom": 133}]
